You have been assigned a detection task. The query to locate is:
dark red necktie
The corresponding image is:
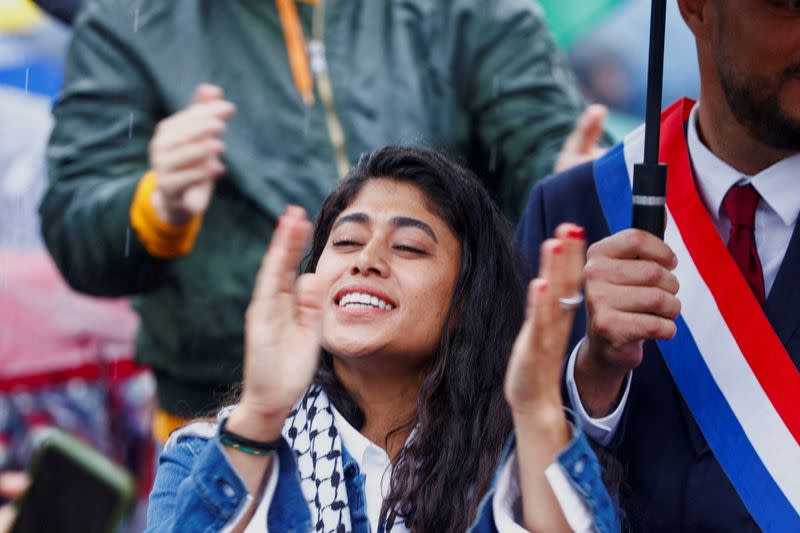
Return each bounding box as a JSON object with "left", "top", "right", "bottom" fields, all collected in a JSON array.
[{"left": 722, "top": 184, "right": 765, "bottom": 305}]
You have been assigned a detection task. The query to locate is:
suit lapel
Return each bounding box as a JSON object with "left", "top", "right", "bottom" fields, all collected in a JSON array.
[{"left": 765, "top": 218, "right": 800, "bottom": 369}]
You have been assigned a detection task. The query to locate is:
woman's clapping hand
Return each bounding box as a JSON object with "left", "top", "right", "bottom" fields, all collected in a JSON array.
[
  {"left": 232, "top": 206, "right": 327, "bottom": 436},
  {"left": 505, "top": 223, "right": 586, "bottom": 414},
  {"left": 504, "top": 223, "right": 586, "bottom": 533}
]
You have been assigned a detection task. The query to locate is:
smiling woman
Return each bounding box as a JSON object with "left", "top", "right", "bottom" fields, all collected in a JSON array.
[
  {"left": 144, "top": 147, "right": 619, "bottom": 533},
  {"left": 318, "top": 178, "right": 461, "bottom": 369}
]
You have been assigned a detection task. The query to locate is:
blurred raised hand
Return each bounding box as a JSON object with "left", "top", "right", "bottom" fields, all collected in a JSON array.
[
  {"left": 149, "top": 84, "right": 236, "bottom": 226},
  {"left": 554, "top": 104, "right": 608, "bottom": 173},
  {"left": 0, "top": 472, "right": 29, "bottom": 533}
]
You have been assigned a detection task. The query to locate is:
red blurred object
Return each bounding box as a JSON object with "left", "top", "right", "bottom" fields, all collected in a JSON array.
[
  {"left": 0, "top": 249, "right": 155, "bottom": 508},
  {"left": 0, "top": 249, "right": 142, "bottom": 386}
]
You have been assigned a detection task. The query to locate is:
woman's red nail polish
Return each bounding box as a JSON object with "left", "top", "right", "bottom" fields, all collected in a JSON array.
[
  {"left": 552, "top": 241, "right": 564, "bottom": 254},
  {"left": 567, "top": 227, "right": 585, "bottom": 239}
]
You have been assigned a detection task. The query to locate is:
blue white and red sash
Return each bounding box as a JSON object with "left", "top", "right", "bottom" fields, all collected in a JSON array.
[{"left": 592, "top": 98, "right": 800, "bottom": 531}]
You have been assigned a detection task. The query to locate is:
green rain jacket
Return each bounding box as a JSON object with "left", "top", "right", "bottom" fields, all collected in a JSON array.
[{"left": 41, "top": 0, "right": 591, "bottom": 416}]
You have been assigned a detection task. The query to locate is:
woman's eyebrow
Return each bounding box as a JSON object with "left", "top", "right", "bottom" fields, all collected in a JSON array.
[
  {"left": 332, "top": 212, "right": 369, "bottom": 230},
  {"left": 332, "top": 213, "right": 438, "bottom": 243},
  {"left": 391, "top": 216, "right": 438, "bottom": 243}
]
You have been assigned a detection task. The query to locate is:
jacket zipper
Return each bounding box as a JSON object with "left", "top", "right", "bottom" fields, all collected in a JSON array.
[
  {"left": 275, "top": 0, "right": 350, "bottom": 179},
  {"left": 310, "top": 0, "right": 350, "bottom": 179}
]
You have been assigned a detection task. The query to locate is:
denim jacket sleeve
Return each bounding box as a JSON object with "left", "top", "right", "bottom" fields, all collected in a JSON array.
[
  {"left": 145, "top": 427, "right": 311, "bottom": 533},
  {"left": 145, "top": 432, "right": 252, "bottom": 533},
  {"left": 468, "top": 430, "right": 620, "bottom": 533}
]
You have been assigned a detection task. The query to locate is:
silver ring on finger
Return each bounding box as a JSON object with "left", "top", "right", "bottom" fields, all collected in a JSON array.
[{"left": 558, "top": 291, "right": 584, "bottom": 310}]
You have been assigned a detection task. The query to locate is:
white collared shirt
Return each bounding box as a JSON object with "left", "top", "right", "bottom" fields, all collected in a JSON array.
[
  {"left": 330, "top": 405, "right": 397, "bottom": 531},
  {"left": 566, "top": 102, "right": 800, "bottom": 444},
  {"left": 686, "top": 104, "right": 800, "bottom": 294},
  {"left": 330, "top": 404, "right": 594, "bottom": 533}
]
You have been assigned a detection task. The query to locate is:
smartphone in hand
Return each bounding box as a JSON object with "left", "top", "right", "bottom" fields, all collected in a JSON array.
[{"left": 10, "top": 429, "right": 135, "bottom": 533}]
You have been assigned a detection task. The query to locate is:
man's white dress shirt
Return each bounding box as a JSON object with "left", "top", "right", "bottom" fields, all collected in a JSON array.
[{"left": 566, "top": 102, "right": 800, "bottom": 444}]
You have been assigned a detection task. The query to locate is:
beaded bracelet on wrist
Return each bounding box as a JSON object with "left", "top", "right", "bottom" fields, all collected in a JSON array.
[{"left": 217, "top": 416, "right": 282, "bottom": 456}]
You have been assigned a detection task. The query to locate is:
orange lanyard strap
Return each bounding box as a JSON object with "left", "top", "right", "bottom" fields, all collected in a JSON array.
[
  {"left": 275, "top": 0, "right": 350, "bottom": 177},
  {"left": 275, "top": 0, "right": 315, "bottom": 105}
]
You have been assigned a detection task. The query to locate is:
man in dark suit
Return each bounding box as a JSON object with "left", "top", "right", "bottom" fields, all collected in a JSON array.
[{"left": 516, "top": 0, "right": 800, "bottom": 531}]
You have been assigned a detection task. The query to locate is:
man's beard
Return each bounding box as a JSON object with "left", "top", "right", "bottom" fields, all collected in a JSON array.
[{"left": 717, "top": 61, "right": 800, "bottom": 152}]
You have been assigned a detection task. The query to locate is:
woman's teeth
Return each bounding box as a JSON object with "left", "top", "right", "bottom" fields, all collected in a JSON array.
[{"left": 338, "top": 292, "right": 394, "bottom": 310}]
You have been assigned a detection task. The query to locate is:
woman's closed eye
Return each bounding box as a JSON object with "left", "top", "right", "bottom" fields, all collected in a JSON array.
[
  {"left": 332, "top": 239, "right": 428, "bottom": 255},
  {"left": 332, "top": 239, "right": 362, "bottom": 247},
  {"left": 393, "top": 243, "right": 428, "bottom": 255}
]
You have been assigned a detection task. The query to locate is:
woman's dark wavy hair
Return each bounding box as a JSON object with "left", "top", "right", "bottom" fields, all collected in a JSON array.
[{"left": 304, "top": 146, "right": 527, "bottom": 532}]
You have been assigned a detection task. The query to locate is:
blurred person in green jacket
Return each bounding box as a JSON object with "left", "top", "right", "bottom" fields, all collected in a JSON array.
[{"left": 40, "top": 0, "right": 607, "bottom": 441}]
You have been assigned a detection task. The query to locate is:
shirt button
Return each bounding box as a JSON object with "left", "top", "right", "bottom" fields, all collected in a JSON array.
[
  {"left": 217, "top": 478, "right": 236, "bottom": 498},
  {"left": 573, "top": 458, "right": 585, "bottom": 475}
]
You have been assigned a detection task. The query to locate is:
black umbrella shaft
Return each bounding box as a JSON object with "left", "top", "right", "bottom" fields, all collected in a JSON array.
[
  {"left": 643, "top": 0, "right": 667, "bottom": 165},
  {"left": 632, "top": 0, "right": 668, "bottom": 239}
]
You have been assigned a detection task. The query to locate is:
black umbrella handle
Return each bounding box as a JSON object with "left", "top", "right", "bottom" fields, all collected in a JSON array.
[
  {"left": 632, "top": 0, "right": 668, "bottom": 239},
  {"left": 632, "top": 163, "right": 667, "bottom": 239}
]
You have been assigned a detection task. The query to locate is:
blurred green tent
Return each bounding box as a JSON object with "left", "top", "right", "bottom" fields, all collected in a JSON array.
[{"left": 537, "top": 0, "right": 627, "bottom": 50}]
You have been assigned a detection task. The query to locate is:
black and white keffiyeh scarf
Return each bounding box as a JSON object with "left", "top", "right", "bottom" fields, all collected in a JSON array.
[{"left": 282, "top": 386, "right": 353, "bottom": 533}]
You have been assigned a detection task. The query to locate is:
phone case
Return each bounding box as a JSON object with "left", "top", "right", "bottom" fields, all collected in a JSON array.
[{"left": 11, "top": 428, "right": 135, "bottom": 533}]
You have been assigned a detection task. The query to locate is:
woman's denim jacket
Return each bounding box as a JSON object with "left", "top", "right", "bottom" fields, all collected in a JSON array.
[{"left": 145, "top": 428, "right": 619, "bottom": 532}]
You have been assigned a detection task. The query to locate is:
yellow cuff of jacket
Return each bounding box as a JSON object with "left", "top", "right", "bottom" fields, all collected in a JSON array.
[
  {"left": 152, "top": 408, "right": 192, "bottom": 444},
  {"left": 129, "top": 171, "right": 203, "bottom": 258}
]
